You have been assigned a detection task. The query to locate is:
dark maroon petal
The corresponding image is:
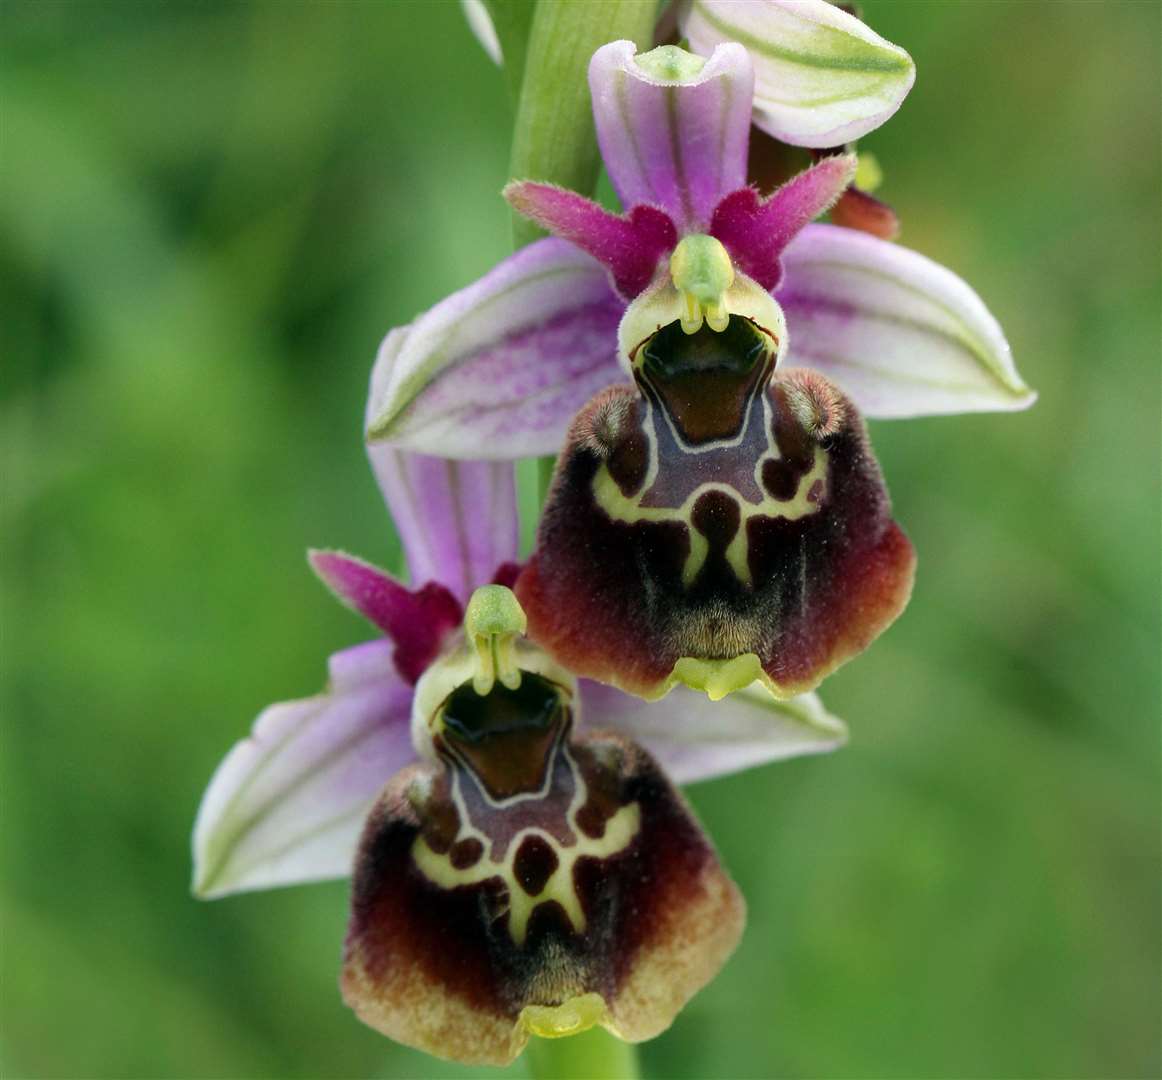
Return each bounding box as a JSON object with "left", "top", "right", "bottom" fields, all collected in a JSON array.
[
  {"left": 517, "top": 318, "right": 914, "bottom": 701},
  {"left": 830, "top": 186, "right": 901, "bottom": 241},
  {"left": 341, "top": 677, "right": 742, "bottom": 1065},
  {"left": 491, "top": 561, "right": 522, "bottom": 590},
  {"left": 746, "top": 128, "right": 813, "bottom": 195},
  {"left": 504, "top": 181, "right": 678, "bottom": 299},
  {"left": 309, "top": 551, "right": 461, "bottom": 685},
  {"left": 710, "top": 155, "right": 855, "bottom": 290}
]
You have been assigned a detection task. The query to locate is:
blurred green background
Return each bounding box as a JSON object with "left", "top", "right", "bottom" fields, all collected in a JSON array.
[{"left": 3, "top": 2, "right": 1159, "bottom": 1077}]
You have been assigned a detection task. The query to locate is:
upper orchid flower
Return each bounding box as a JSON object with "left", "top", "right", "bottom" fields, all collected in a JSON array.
[
  {"left": 192, "top": 434, "right": 845, "bottom": 1064},
  {"left": 365, "top": 42, "right": 1033, "bottom": 702},
  {"left": 463, "top": 0, "right": 916, "bottom": 147}
]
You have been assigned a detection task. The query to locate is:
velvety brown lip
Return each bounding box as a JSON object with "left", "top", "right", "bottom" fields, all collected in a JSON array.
[
  {"left": 341, "top": 720, "right": 743, "bottom": 1066},
  {"left": 517, "top": 358, "right": 915, "bottom": 700}
]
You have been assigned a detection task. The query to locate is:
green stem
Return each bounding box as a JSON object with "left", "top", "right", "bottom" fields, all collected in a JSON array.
[
  {"left": 483, "top": 0, "right": 537, "bottom": 104},
  {"left": 508, "top": 0, "right": 659, "bottom": 248},
  {"left": 508, "top": 7, "right": 658, "bottom": 1065},
  {"left": 536, "top": 453, "right": 556, "bottom": 503},
  {"left": 526, "top": 1027, "right": 641, "bottom": 1080}
]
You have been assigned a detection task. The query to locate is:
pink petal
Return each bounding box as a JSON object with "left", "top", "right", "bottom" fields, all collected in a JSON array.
[
  {"left": 504, "top": 182, "right": 676, "bottom": 299},
  {"left": 710, "top": 154, "right": 855, "bottom": 290},
  {"left": 309, "top": 550, "right": 461, "bottom": 683}
]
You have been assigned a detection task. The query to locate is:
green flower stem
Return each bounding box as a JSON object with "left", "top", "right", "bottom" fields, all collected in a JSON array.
[
  {"left": 536, "top": 453, "right": 556, "bottom": 503},
  {"left": 510, "top": 1, "right": 655, "bottom": 516},
  {"left": 508, "top": 0, "right": 659, "bottom": 248},
  {"left": 482, "top": 0, "right": 536, "bottom": 104},
  {"left": 507, "top": 9, "right": 656, "bottom": 1069},
  {"left": 527, "top": 1027, "right": 641, "bottom": 1080}
]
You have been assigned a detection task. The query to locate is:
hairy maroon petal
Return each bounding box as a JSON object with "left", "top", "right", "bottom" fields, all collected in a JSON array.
[
  {"left": 830, "top": 186, "right": 900, "bottom": 241},
  {"left": 492, "top": 561, "right": 522, "bottom": 590},
  {"left": 504, "top": 181, "right": 678, "bottom": 299},
  {"left": 517, "top": 322, "right": 914, "bottom": 700},
  {"left": 341, "top": 681, "right": 743, "bottom": 1065},
  {"left": 309, "top": 550, "right": 461, "bottom": 685},
  {"left": 710, "top": 154, "right": 855, "bottom": 290}
]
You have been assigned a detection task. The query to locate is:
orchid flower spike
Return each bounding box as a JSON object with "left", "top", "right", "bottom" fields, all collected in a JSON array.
[
  {"left": 463, "top": 0, "right": 917, "bottom": 147},
  {"left": 365, "top": 41, "right": 1033, "bottom": 702},
  {"left": 192, "top": 440, "right": 845, "bottom": 1062}
]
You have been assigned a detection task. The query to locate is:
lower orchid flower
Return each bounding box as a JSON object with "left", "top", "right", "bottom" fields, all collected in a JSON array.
[
  {"left": 365, "top": 40, "right": 1034, "bottom": 703},
  {"left": 192, "top": 444, "right": 845, "bottom": 1065}
]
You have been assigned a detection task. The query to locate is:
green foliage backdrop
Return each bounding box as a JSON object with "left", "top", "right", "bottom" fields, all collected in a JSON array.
[{"left": 3, "top": 2, "right": 1159, "bottom": 1077}]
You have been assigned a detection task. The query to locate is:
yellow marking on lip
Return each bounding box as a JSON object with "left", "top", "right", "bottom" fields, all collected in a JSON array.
[
  {"left": 411, "top": 743, "right": 641, "bottom": 946},
  {"left": 592, "top": 446, "right": 828, "bottom": 587}
]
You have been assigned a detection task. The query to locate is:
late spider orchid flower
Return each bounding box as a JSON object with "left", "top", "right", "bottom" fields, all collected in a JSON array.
[
  {"left": 462, "top": 0, "right": 917, "bottom": 147},
  {"left": 192, "top": 441, "right": 844, "bottom": 1064},
  {"left": 365, "top": 42, "right": 1033, "bottom": 702}
]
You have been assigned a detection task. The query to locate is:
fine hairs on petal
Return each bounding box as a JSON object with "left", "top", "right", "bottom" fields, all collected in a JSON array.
[
  {"left": 503, "top": 181, "right": 678, "bottom": 299},
  {"left": 781, "top": 368, "right": 847, "bottom": 439},
  {"left": 518, "top": 358, "right": 916, "bottom": 701},
  {"left": 710, "top": 154, "right": 857, "bottom": 291},
  {"left": 341, "top": 723, "right": 744, "bottom": 1065},
  {"left": 572, "top": 384, "right": 637, "bottom": 461}
]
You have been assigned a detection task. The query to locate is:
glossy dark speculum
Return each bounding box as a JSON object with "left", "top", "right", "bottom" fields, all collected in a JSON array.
[{"left": 517, "top": 316, "right": 916, "bottom": 700}]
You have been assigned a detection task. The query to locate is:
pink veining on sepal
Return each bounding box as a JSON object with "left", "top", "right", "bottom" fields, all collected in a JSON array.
[
  {"left": 504, "top": 182, "right": 677, "bottom": 299},
  {"left": 776, "top": 223, "right": 1036, "bottom": 417},
  {"left": 588, "top": 40, "right": 755, "bottom": 232},
  {"left": 365, "top": 244, "right": 625, "bottom": 460},
  {"left": 367, "top": 447, "right": 520, "bottom": 601},
  {"left": 309, "top": 550, "right": 461, "bottom": 685},
  {"left": 192, "top": 639, "right": 417, "bottom": 898},
  {"left": 711, "top": 154, "right": 856, "bottom": 290}
]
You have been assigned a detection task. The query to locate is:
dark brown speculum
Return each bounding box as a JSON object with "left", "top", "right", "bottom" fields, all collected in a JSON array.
[
  {"left": 517, "top": 316, "right": 916, "bottom": 700},
  {"left": 341, "top": 672, "right": 743, "bottom": 1065}
]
